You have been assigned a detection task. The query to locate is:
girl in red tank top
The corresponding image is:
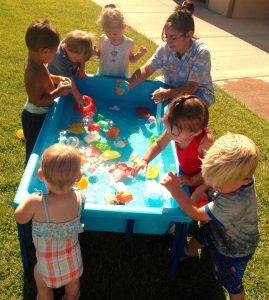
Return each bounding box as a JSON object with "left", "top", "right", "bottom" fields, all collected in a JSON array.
[{"left": 132, "top": 96, "right": 213, "bottom": 194}]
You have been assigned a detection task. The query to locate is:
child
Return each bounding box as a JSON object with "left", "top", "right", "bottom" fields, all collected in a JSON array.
[
  {"left": 116, "top": 1, "right": 215, "bottom": 107},
  {"left": 161, "top": 133, "right": 260, "bottom": 300},
  {"left": 132, "top": 95, "right": 213, "bottom": 193},
  {"left": 23, "top": 20, "right": 72, "bottom": 164},
  {"left": 15, "top": 143, "right": 84, "bottom": 300},
  {"left": 48, "top": 29, "right": 94, "bottom": 104},
  {"left": 95, "top": 3, "right": 147, "bottom": 78}
]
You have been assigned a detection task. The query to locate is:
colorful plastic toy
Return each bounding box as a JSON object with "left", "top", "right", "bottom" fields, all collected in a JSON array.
[
  {"left": 68, "top": 123, "right": 85, "bottom": 134},
  {"left": 84, "top": 132, "right": 101, "bottom": 144},
  {"left": 197, "top": 199, "right": 209, "bottom": 207},
  {"left": 114, "top": 139, "right": 127, "bottom": 148},
  {"left": 148, "top": 115, "right": 156, "bottom": 123},
  {"left": 129, "top": 152, "right": 139, "bottom": 166},
  {"left": 93, "top": 113, "right": 105, "bottom": 122},
  {"left": 146, "top": 165, "right": 159, "bottom": 179},
  {"left": 108, "top": 162, "right": 132, "bottom": 182},
  {"left": 66, "top": 136, "right": 80, "bottom": 147},
  {"left": 74, "top": 175, "right": 89, "bottom": 189},
  {"left": 88, "top": 123, "right": 100, "bottom": 132},
  {"left": 16, "top": 129, "right": 25, "bottom": 140},
  {"left": 62, "top": 80, "right": 71, "bottom": 86},
  {"left": 91, "top": 141, "right": 110, "bottom": 152},
  {"left": 149, "top": 135, "right": 159, "bottom": 146},
  {"left": 135, "top": 107, "right": 150, "bottom": 118},
  {"left": 106, "top": 127, "right": 120, "bottom": 138},
  {"left": 100, "top": 150, "right": 121, "bottom": 161},
  {"left": 80, "top": 146, "right": 101, "bottom": 158},
  {"left": 75, "top": 95, "right": 96, "bottom": 115},
  {"left": 98, "top": 120, "right": 111, "bottom": 132},
  {"left": 116, "top": 191, "right": 133, "bottom": 203}
]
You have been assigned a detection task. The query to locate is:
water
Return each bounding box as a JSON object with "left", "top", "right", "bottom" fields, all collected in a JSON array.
[{"left": 41, "top": 99, "right": 177, "bottom": 209}]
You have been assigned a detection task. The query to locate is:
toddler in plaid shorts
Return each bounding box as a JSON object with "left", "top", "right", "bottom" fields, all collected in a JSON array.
[{"left": 15, "top": 143, "right": 84, "bottom": 300}]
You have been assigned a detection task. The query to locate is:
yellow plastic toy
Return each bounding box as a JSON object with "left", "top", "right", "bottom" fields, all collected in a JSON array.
[
  {"left": 146, "top": 165, "right": 159, "bottom": 179},
  {"left": 16, "top": 129, "right": 25, "bottom": 140},
  {"left": 74, "top": 175, "right": 89, "bottom": 189},
  {"left": 68, "top": 123, "right": 85, "bottom": 134},
  {"left": 100, "top": 150, "right": 121, "bottom": 161}
]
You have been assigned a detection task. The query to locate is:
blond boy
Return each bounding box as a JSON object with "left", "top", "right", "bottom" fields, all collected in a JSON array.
[
  {"left": 48, "top": 30, "right": 94, "bottom": 104},
  {"left": 161, "top": 133, "right": 259, "bottom": 300}
]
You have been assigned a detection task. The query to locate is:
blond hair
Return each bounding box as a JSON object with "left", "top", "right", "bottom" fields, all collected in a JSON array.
[
  {"left": 63, "top": 30, "right": 94, "bottom": 61},
  {"left": 98, "top": 4, "right": 125, "bottom": 30},
  {"left": 41, "top": 143, "right": 81, "bottom": 190},
  {"left": 202, "top": 133, "right": 259, "bottom": 187}
]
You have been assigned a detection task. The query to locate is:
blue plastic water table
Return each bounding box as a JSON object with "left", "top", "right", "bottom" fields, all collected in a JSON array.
[{"left": 13, "top": 75, "right": 192, "bottom": 276}]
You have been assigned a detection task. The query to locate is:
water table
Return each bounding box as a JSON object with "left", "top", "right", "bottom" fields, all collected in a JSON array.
[{"left": 13, "top": 75, "right": 192, "bottom": 276}]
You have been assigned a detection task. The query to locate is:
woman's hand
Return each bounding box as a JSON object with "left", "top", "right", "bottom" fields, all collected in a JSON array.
[
  {"left": 151, "top": 87, "right": 170, "bottom": 104},
  {"left": 116, "top": 80, "right": 129, "bottom": 95},
  {"left": 131, "top": 160, "right": 148, "bottom": 177},
  {"left": 160, "top": 172, "right": 180, "bottom": 194}
]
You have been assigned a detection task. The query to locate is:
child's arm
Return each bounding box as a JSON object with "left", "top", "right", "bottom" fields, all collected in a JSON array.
[
  {"left": 131, "top": 131, "right": 171, "bottom": 176},
  {"left": 178, "top": 132, "right": 214, "bottom": 187},
  {"left": 161, "top": 172, "right": 211, "bottom": 221},
  {"left": 14, "top": 195, "right": 37, "bottom": 224},
  {"left": 76, "top": 61, "right": 87, "bottom": 79},
  {"left": 116, "top": 61, "right": 155, "bottom": 95},
  {"left": 129, "top": 44, "right": 148, "bottom": 63}
]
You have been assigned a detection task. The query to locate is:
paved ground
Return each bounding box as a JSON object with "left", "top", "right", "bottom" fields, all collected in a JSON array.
[{"left": 92, "top": 0, "right": 269, "bottom": 121}]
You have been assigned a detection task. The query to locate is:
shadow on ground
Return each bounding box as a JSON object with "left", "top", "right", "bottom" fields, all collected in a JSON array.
[{"left": 22, "top": 232, "right": 226, "bottom": 300}]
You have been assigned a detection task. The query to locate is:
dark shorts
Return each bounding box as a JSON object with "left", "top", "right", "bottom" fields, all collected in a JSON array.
[
  {"left": 21, "top": 109, "right": 46, "bottom": 164},
  {"left": 195, "top": 224, "right": 252, "bottom": 295}
]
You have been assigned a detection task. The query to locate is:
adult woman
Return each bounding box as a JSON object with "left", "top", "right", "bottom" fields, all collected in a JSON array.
[{"left": 116, "top": 1, "right": 215, "bottom": 107}]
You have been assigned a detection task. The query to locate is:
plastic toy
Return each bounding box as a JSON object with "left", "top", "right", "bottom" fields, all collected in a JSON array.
[
  {"left": 117, "top": 81, "right": 129, "bottom": 93},
  {"left": 98, "top": 120, "right": 111, "bottom": 132},
  {"left": 93, "top": 113, "right": 105, "bottom": 122},
  {"left": 116, "top": 191, "right": 133, "bottom": 203},
  {"left": 135, "top": 107, "right": 150, "bottom": 118},
  {"left": 91, "top": 141, "right": 110, "bottom": 152},
  {"left": 149, "top": 135, "right": 159, "bottom": 146},
  {"left": 81, "top": 155, "right": 87, "bottom": 166},
  {"left": 62, "top": 80, "right": 71, "bottom": 86},
  {"left": 106, "top": 127, "right": 119, "bottom": 138},
  {"left": 88, "top": 123, "right": 100, "bottom": 132},
  {"left": 146, "top": 165, "right": 159, "bottom": 179},
  {"left": 75, "top": 95, "right": 96, "bottom": 115},
  {"left": 109, "top": 105, "right": 120, "bottom": 111},
  {"left": 108, "top": 162, "right": 132, "bottom": 182},
  {"left": 74, "top": 175, "right": 89, "bottom": 189},
  {"left": 66, "top": 136, "right": 80, "bottom": 147},
  {"left": 129, "top": 152, "right": 139, "bottom": 166},
  {"left": 114, "top": 139, "right": 127, "bottom": 148},
  {"left": 68, "top": 123, "right": 85, "bottom": 134},
  {"left": 197, "top": 199, "right": 209, "bottom": 207},
  {"left": 84, "top": 132, "right": 101, "bottom": 144},
  {"left": 16, "top": 129, "right": 25, "bottom": 140},
  {"left": 80, "top": 146, "right": 101, "bottom": 158},
  {"left": 101, "top": 150, "right": 121, "bottom": 161},
  {"left": 148, "top": 115, "right": 156, "bottom": 123}
]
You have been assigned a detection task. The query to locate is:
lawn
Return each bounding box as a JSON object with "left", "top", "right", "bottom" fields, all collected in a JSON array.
[{"left": 0, "top": 0, "right": 268, "bottom": 299}]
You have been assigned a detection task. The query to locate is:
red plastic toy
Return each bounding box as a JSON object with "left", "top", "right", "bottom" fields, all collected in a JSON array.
[
  {"left": 75, "top": 95, "right": 96, "bottom": 115},
  {"left": 135, "top": 107, "right": 150, "bottom": 118},
  {"left": 88, "top": 123, "right": 100, "bottom": 132},
  {"left": 197, "top": 199, "right": 209, "bottom": 207}
]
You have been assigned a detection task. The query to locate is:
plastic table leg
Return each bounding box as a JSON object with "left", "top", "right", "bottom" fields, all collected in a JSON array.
[{"left": 169, "top": 222, "right": 190, "bottom": 277}]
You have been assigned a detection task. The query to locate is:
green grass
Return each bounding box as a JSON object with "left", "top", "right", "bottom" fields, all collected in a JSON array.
[{"left": 0, "top": 0, "right": 268, "bottom": 299}]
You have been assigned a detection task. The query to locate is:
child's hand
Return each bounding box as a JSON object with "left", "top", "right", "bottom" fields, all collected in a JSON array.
[
  {"left": 131, "top": 160, "right": 148, "bottom": 177},
  {"left": 116, "top": 80, "right": 129, "bottom": 95},
  {"left": 76, "top": 68, "right": 86, "bottom": 79},
  {"left": 152, "top": 87, "right": 169, "bottom": 104},
  {"left": 139, "top": 46, "right": 148, "bottom": 56},
  {"left": 160, "top": 172, "right": 180, "bottom": 193},
  {"left": 178, "top": 175, "right": 193, "bottom": 186},
  {"left": 191, "top": 185, "right": 209, "bottom": 203},
  {"left": 93, "top": 45, "right": 100, "bottom": 57},
  {"left": 57, "top": 81, "right": 72, "bottom": 96}
]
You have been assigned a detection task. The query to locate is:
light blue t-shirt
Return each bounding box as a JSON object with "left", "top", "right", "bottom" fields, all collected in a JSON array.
[
  {"left": 205, "top": 182, "right": 259, "bottom": 257},
  {"left": 149, "top": 40, "right": 215, "bottom": 107}
]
